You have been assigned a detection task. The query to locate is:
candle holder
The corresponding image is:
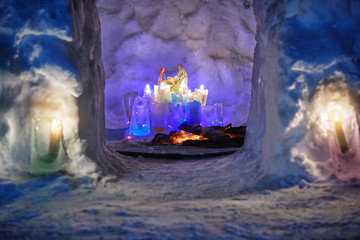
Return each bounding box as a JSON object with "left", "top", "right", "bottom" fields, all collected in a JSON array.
[
  {"left": 129, "top": 96, "right": 150, "bottom": 136},
  {"left": 150, "top": 102, "right": 170, "bottom": 134},
  {"left": 327, "top": 115, "right": 360, "bottom": 180},
  {"left": 30, "top": 117, "right": 64, "bottom": 174},
  {"left": 169, "top": 102, "right": 186, "bottom": 130},
  {"left": 122, "top": 92, "right": 138, "bottom": 125},
  {"left": 201, "top": 105, "right": 217, "bottom": 127},
  {"left": 187, "top": 101, "right": 202, "bottom": 125},
  {"left": 214, "top": 102, "right": 224, "bottom": 126}
]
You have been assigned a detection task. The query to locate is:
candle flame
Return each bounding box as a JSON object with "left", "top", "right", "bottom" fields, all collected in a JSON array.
[
  {"left": 160, "top": 82, "right": 165, "bottom": 87},
  {"left": 145, "top": 84, "right": 150, "bottom": 90},
  {"left": 200, "top": 84, "right": 204, "bottom": 90},
  {"left": 328, "top": 109, "right": 344, "bottom": 123},
  {"left": 51, "top": 119, "right": 60, "bottom": 129},
  {"left": 334, "top": 111, "right": 339, "bottom": 122}
]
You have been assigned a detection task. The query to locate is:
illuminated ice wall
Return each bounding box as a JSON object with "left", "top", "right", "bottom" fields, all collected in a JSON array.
[
  {"left": 97, "top": 0, "right": 256, "bottom": 128},
  {"left": 246, "top": 0, "right": 360, "bottom": 181},
  {"left": 0, "top": 0, "right": 103, "bottom": 176}
]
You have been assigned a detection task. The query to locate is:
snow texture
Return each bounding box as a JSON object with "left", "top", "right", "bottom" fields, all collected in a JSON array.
[
  {"left": 0, "top": 0, "right": 94, "bottom": 176},
  {"left": 246, "top": 0, "right": 360, "bottom": 181},
  {"left": 1, "top": 0, "right": 360, "bottom": 238},
  {"left": 96, "top": 0, "right": 256, "bottom": 128}
]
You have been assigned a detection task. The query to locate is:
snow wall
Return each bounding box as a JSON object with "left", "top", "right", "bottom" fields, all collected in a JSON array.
[
  {"left": 96, "top": 0, "right": 256, "bottom": 129},
  {"left": 246, "top": 0, "right": 360, "bottom": 182},
  {"left": 0, "top": 0, "right": 138, "bottom": 177}
]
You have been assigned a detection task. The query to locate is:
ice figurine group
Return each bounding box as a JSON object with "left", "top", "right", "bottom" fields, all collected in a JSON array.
[{"left": 123, "top": 64, "right": 224, "bottom": 137}]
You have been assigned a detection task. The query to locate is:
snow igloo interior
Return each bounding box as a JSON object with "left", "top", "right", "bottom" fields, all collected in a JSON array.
[
  {"left": 1, "top": 0, "right": 360, "bottom": 238},
  {"left": 98, "top": 0, "right": 255, "bottom": 130}
]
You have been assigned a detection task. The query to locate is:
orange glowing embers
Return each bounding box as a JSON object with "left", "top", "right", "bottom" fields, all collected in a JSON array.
[{"left": 169, "top": 130, "right": 209, "bottom": 145}]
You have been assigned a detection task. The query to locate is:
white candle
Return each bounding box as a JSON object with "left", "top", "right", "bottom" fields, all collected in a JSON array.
[
  {"left": 179, "top": 82, "right": 184, "bottom": 101},
  {"left": 199, "top": 84, "right": 208, "bottom": 106},
  {"left": 159, "top": 82, "right": 171, "bottom": 102},
  {"left": 144, "top": 84, "right": 153, "bottom": 101},
  {"left": 334, "top": 111, "right": 349, "bottom": 153},
  {"left": 154, "top": 85, "right": 160, "bottom": 102},
  {"left": 49, "top": 119, "right": 62, "bottom": 157}
]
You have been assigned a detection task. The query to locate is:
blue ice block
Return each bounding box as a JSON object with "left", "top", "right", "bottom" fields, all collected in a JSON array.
[
  {"left": 129, "top": 96, "right": 150, "bottom": 136},
  {"left": 187, "top": 101, "right": 201, "bottom": 125},
  {"left": 169, "top": 102, "right": 186, "bottom": 130}
]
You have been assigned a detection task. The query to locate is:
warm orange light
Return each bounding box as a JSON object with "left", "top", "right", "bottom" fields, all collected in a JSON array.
[
  {"left": 328, "top": 109, "right": 344, "bottom": 123},
  {"left": 169, "top": 130, "right": 208, "bottom": 145},
  {"left": 49, "top": 119, "right": 62, "bottom": 157}
]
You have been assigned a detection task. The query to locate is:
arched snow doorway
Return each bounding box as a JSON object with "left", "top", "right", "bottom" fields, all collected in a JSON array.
[{"left": 96, "top": 0, "right": 256, "bottom": 150}]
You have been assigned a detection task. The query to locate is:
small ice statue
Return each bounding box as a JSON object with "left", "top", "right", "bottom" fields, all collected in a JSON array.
[
  {"left": 129, "top": 96, "right": 151, "bottom": 136},
  {"left": 163, "top": 63, "right": 188, "bottom": 93}
]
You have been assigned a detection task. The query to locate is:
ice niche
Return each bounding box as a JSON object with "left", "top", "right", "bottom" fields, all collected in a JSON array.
[{"left": 307, "top": 73, "right": 360, "bottom": 180}]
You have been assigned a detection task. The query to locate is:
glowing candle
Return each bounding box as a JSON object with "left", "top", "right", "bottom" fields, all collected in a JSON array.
[
  {"left": 179, "top": 82, "right": 184, "bottom": 101},
  {"left": 143, "top": 84, "right": 153, "bottom": 101},
  {"left": 49, "top": 119, "right": 62, "bottom": 157},
  {"left": 159, "top": 82, "right": 171, "bottom": 102},
  {"left": 154, "top": 85, "right": 160, "bottom": 102},
  {"left": 334, "top": 111, "right": 349, "bottom": 153},
  {"left": 30, "top": 117, "right": 64, "bottom": 174},
  {"left": 194, "top": 85, "right": 208, "bottom": 106}
]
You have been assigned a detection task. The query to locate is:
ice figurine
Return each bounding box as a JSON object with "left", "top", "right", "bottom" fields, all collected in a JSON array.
[
  {"left": 163, "top": 63, "right": 188, "bottom": 93},
  {"left": 150, "top": 102, "right": 170, "bottom": 133},
  {"left": 129, "top": 96, "right": 150, "bottom": 136},
  {"left": 187, "top": 101, "right": 201, "bottom": 125},
  {"left": 30, "top": 117, "right": 64, "bottom": 174},
  {"left": 327, "top": 111, "right": 360, "bottom": 180},
  {"left": 122, "top": 92, "right": 138, "bottom": 125},
  {"left": 214, "top": 102, "right": 224, "bottom": 126},
  {"left": 169, "top": 102, "right": 186, "bottom": 130},
  {"left": 201, "top": 105, "right": 217, "bottom": 127}
]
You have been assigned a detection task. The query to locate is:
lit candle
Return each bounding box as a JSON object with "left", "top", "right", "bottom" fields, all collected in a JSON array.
[
  {"left": 199, "top": 84, "right": 208, "bottom": 107},
  {"left": 30, "top": 117, "right": 64, "bottom": 174},
  {"left": 160, "top": 82, "right": 165, "bottom": 97},
  {"left": 179, "top": 82, "right": 184, "bottom": 101},
  {"left": 159, "top": 82, "right": 171, "bottom": 102},
  {"left": 334, "top": 111, "right": 349, "bottom": 153},
  {"left": 49, "top": 119, "right": 62, "bottom": 157},
  {"left": 143, "top": 84, "right": 153, "bottom": 101},
  {"left": 154, "top": 85, "right": 160, "bottom": 102}
]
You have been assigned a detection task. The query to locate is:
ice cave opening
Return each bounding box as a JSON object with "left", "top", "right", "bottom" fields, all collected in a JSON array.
[{"left": 96, "top": 0, "right": 256, "bottom": 151}]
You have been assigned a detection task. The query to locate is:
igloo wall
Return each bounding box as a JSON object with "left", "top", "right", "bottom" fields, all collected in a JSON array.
[
  {"left": 247, "top": 0, "right": 360, "bottom": 181},
  {"left": 0, "top": 0, "right": 135, "bottom": 177},
  {"left": 97, "top": 0, "right": 256, "bottom": 129}
]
